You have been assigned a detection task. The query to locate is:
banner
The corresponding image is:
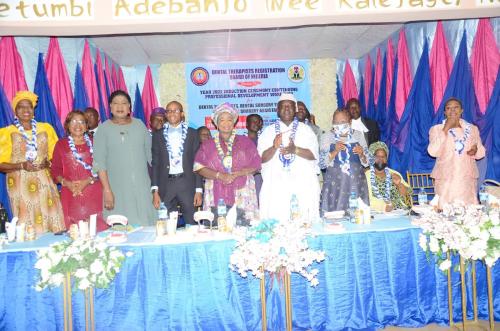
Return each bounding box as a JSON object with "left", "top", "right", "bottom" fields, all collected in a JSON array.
[
  {"left": 185, "top": 60, "right": 311, "bottom": 131},
  {"left": 1, "top": 0, "right": 497, "bottom": 36}
]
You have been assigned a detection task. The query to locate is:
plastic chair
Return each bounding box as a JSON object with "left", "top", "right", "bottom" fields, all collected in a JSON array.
[{"left": 406, "top": 172, "right": 435, "bottom": 206}]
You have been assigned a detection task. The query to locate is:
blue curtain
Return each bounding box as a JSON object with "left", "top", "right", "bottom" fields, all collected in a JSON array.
[
  {"left": 336, "top": 74, "right": 344, "bottom": 109},
  {"left": 94, "top": 64, "right": 108, "bottom": 122},
  {"left": 33, "top": 53, "right": 65, "bottom": 138},
  {"left": 389, "top": 41, "right": 435, "bottom": 175},
  {"left": 0, "top": 83, "right": 14, "bottom": 218},
  {"left": 73, "top": 63, "right": 89, "bottom": 111},
  {"left": 133, "top": 84, "right": 146, "bottom": 125}
]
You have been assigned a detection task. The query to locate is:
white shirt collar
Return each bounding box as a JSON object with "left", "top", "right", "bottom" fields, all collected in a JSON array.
[{"left": 351, "top": 118, "right": 368, "bottom": 133}]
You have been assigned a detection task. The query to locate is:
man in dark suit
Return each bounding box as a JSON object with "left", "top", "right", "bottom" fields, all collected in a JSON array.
[
  {"left": 346, "top": 98, "right": 380, "bottom": 146},
  {"left": 151, "top": 101, "right": 202, "bottom": 225}
]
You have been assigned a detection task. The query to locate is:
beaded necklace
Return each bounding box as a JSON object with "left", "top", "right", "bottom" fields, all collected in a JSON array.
[
  {"left": 68, "top": 134, "right": 98, "bottom": 178},
  {"left": 214, "top": 129, "right": 236, "bottom": 173},
  {"left": 448, "top": 121, "right": 471, "bottom": 155},
  {"left": 332, "top": 127, "right": 353, "bottom": 176},
  {"left": 163, "top": 122, "right": 188, "bottom": 167},
  {"left": 14, "top": 118, "right": 38, "bottom": 161},
  {"left": 370, "top": 166, "right": 391, "bottom": 202},
  {"left": 275, "top": 118, "right": 299, "bottom": 169}
]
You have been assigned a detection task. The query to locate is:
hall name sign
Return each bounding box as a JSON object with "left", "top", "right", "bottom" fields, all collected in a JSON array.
[{"left": 0, "top": 0, "right": 500, "bottom": 22}]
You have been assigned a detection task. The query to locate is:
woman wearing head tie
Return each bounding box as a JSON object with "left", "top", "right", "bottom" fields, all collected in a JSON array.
[
  {"left": 0, "top": 91, "right": 65, "bottom": 234},
  {"left": 428, "top": 98, "right": 485, "bottom": 207},
  {"left": 194, "top": 103, "right": 261, "bottom": 223},
  {"left": 319, "top": 109, "right": 369, "bottom": 213},
  {"left": 365, "top": 141, "right": 411, "bottom": 212}
]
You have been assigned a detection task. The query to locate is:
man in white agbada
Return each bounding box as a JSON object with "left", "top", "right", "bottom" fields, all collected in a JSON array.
[{"left": 258, "top": 93, "right": 320, "bottom": 222}]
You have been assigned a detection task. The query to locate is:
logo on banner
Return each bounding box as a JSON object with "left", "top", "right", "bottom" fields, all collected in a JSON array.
[
  {"left": 191, "top": 67, "right": 209, "bottom": 86},
  {"left": 287, "top": 64, "right": 305, "bottom": 83}
]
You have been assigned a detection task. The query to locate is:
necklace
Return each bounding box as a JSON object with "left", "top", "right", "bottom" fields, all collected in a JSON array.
[
  {"left": 333, "top": 130, "right": 353, "bottom": 175},
  {"left": 68, "top": 134, "right": 98, "bottom": 178},
  {"left": 448, "top": 122, "right": 471, "bottom": 155},
  {"left": 214, "top": 130, "right": 236, "bottom": 173},
  {"left": 370, "top": 166, "right": 391, "bottom": 202},
  {"left": 275, "top": 118, "right": 299, "bottom": 169},
  {"left": 163, "top": 122, "right": 188, "bottom": 168},
  {"left": 14, "top": 118, "right": 38, "bottom": 161}
]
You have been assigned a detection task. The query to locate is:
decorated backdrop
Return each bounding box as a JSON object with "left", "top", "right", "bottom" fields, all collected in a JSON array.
[{"left": 336, "top": 18, "right": 500, "bottom": 182}]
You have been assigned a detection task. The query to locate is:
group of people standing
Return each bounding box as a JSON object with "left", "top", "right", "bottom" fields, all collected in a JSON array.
[{"left": 0, "top": 89, "right": 486, "bottom": 235}]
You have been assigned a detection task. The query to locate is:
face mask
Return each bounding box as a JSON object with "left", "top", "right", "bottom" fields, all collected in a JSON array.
[
  {"left": 374, "top": 162, "right": 387, "bottom": 171},
  {"left": 333, "top": 123, "right": 351, "bottom": 136}
]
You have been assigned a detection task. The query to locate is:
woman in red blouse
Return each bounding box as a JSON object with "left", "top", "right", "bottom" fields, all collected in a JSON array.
[{"left": 51, "top": 110, "right": 108, "bottom": 231}]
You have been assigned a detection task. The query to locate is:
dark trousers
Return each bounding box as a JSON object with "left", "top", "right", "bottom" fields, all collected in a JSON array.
[{"left": 162, "top": 176, "right": 196, "bottom": 225}]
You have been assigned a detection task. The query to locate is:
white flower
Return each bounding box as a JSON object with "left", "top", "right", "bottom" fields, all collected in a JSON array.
[
  {"left": 429, "top": 237, "right": 440, "bottom": 253},
  {"left": 310, "top": 278, "right": 319, "bottom": 287},
  {"left": 489, "top": 226, "right": 500, "bottom": 240},
  {"left": 439, "top": 259, "right": 452, "bottom": 271},
  {"left": 418, "top": 234, "right": 427, "bottom": 251},
  {"left": 90, "top": 260, "right": 104, "bottom": 274},
  {"left": 78, "top": 278, "right": 90, "bottom": 290},
  {"left": 34, "top": 257, "right": 51, "bottom": 270},
  {"left": 485, "top": 256, "right": 498, "bottom": 268},
  {"left": 74, "top": 268, "right": 89, "bottom": 279},
  {"left": 50, "top": 273, "right": 64, "bottom": 287}
]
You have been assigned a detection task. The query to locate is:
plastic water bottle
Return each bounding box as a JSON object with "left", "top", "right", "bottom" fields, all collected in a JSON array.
[
  {"left": 290, "top": 194, "right": 300, "bottom": 220},
  {"left": 479, "top": 185, "right": 488, "bottom": 206},
  {"left": 156, "top": 202, "right": 168, "bottom": 236},
  {"left": 217, "top": 198, "right": 227, "bottom": 232},
  {"left": 348, "top": 191, "right": 358, "bottom": 223},
  {"left": 417, "top": 188, "right": 427, "bottom": 206}
]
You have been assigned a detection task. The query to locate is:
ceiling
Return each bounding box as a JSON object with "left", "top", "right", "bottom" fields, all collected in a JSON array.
[{"left": 90, "top": 24, "right": 402, "bottom": 66}]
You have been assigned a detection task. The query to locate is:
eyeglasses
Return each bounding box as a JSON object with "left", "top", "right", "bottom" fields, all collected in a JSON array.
[
  {"left": 69, "top": 119, "right": 86, "bottom": 125},
  {"left": 166, "top": 109, "right": 181, "bottom": 114}
]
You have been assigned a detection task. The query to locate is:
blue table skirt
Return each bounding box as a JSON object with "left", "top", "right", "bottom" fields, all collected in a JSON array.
[{"left": 0, "top": 228, "right": 498, "bottom": 331}]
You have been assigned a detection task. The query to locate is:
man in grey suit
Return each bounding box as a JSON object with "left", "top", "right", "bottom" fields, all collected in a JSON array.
[{"left": 151, "top": 101, "right": 202, "bottom": 225}]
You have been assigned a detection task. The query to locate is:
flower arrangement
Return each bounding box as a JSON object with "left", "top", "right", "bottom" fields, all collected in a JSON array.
[
  {"left": 229, "top": 219, "right": 326, "bottom": 286},
  {"left": 35, "top": 238, "right": 132, "bottom": 291},
  {"left": 412, "top": 202, "right": 500, "bottom": 271}
]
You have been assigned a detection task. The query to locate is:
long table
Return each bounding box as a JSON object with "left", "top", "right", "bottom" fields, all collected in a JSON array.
[{"left": 0, "top": 216, "right": 499, "bottom": 330}]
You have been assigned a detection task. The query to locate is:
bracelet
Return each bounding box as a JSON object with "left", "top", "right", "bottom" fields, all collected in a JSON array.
[
  {"left": 216, "top": 172, "right": 220, "bottom": 179},
  {"left": 60, "top": 179, "right": 65, "bottom": 186},
  {"left": 20, "top": 162, "right": 24, "bottom": 170},
  {"left": 295, "top": 147, "right": 299, "bottom": 155}
]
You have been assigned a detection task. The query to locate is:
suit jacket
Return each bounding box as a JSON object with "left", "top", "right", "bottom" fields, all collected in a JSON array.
[
  {"left": 151, "top": 126, "right": 202, "bottom": 200},
  {"left": 361, "top": 117, "right": 380, "bottom": 146}
]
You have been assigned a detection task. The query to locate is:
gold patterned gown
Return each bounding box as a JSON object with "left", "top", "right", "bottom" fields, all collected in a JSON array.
[{"left": 0, "top": 123, "right": 65, "bottom": 234}]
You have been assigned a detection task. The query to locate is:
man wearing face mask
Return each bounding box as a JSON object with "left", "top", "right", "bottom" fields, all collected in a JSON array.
[
  {"left": 365, "top": 141, "right": 411, "bottom": 212},
  {"left": 319, "top": 109, "right": 369, "bottom": 213}
]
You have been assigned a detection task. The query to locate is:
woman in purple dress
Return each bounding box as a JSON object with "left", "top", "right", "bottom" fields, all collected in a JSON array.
[{"left": 194, "top": 103, "right": 261, "bottom": 222}]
